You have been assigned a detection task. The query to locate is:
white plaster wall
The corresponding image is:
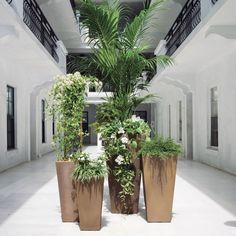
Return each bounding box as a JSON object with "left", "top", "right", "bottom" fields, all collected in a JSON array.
[
  {"left": 0, "top": 61, "right": 30, "bottom": 172},
  {"left": 147, "top": 82, "right": 187, "bottom": 158},
  {"left": 36, "top": 87, "right": 54, "bottom": 158},
  {"left": 0, "top": 61, "right": 60, "bottom": 172},
  {"left": 194, "top": 50, "right": 236, "bottom": 175},
  {"left": 151, "top": 49, "right": 236, "bottom": 174},
  {"left": 0, "top": 1, "right": 66, "bottom": 171}
]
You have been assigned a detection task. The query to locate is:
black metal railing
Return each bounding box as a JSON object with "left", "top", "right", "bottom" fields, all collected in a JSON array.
[
  {"left": 212, "top": 0, "right": 218, "bottom": 4},
  {"left": 6, "top": 0, "right": 13, "bottom": 4},
  {"left": 23, "top": 0, "right": 59, "bottom": 62},
  {"left": 164, "top": 0, "right": 201, "bottom": 56}
]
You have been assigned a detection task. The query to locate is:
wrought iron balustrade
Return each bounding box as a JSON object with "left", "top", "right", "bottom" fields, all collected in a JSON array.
[
  {"left": 23, "top": 0, "right": 59, "bottom": 62},
  {"left": 6, "top": 0, "right": 13, "bottom": 4},
  {"left": 164, "top": 0, "right": 201, "bottom": 56},
  {"left": 212, "top": 0, "right": 218, "bottom": 4}
]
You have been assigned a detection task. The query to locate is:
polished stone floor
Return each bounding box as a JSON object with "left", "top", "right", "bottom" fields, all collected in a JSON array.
[{"left": 0, "top": 146, "right": 236, "bottom": 236}]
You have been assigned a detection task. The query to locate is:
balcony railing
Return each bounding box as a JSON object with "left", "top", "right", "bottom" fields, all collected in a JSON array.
[
  {"left": 212, "top": 0, "right": 218, "bottom": 4},
  {"left": 164, "top": 0, "right": 201, "bottom": 56},
  {"left": 23, "top": 0, "right": 59, "bottom": 62}
]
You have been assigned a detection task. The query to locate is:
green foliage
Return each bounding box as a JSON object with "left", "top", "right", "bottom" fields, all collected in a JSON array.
[
  {"left": 93, "top": 94, "right": 156, "bottom": 130},
  {"left": 47, "top": 73, "right": 98, "bottom": 160},
  {"left": 73, "top": 152, "right": 108, "bottom": 183},
  {"left": 114, "top": 166, "right": 135, "bottom": 209},
  {"left": 71, "top": 0, "right": 172, "bottom": 111},
  {"left": 140, "top": 136, "right": 182, "bottom": 159},
  {"left": 99, "top": 116, "right": 150, "bottom": 208}
]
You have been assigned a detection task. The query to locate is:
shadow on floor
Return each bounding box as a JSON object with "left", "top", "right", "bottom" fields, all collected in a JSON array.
[
  {"left": 177, "top": 159, "right": 236, "bottom": 216},
  {"left": 0, "top": 152, "right": 57, "bottom": 225}
]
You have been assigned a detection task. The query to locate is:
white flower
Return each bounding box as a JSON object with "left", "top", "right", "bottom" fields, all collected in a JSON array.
[
  {"left": 131, "top": 115, "right": 141, "bottom": 122},
  {"left": 89, "top": 155, "right": 98, "bottom": 161},
  {"left": 121, "top": 137, "right": 128, "bottom": 144},
  {"left": 111, "top": 133, "right": 116, "bottom": 139},
  {"left": 115, "top": 155, "right": 124, "bottom": 165},
  {"left": 118, "top": 127, "right": 125, "bottom": 134},
  {"left": 80, "top": 157, "right": 84, "bottom": 161}
]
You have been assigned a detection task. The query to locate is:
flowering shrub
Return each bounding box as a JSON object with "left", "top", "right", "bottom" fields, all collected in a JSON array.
[
  {"left": 48, "top": 72, "right": 99, "bottom": 160},
  {"left": 99, "top": 115, "right": 151, "bottom": 208},
  {"left": 73, "top": 152, "right": 108, "bottom": 182}
]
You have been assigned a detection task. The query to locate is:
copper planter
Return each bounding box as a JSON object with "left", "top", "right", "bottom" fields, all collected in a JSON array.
[
  {"left": 56, "top": 161, "right": 79, "bottom": 222},
  {"left": 142, "top": 156, "right": 177, "bottom": 222},
  {"left": 107, "top": 158, "right": 141, "bottom": 214},
  {"left": 77, "top": 178, "right": 104, "bottom": 231}
]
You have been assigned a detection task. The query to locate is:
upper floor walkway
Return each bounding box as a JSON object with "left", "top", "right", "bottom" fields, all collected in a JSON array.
[{"left": 0, "top": 146, "right": 235, "bottom": 236}]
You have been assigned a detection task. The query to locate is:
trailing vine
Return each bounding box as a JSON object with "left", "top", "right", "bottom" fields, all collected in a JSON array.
[
  {"left": 98, "top": 115, "right": 151, "bottom": 212},
  {"left": 47, "top": 72, "right": 99, "bottom": 160}
]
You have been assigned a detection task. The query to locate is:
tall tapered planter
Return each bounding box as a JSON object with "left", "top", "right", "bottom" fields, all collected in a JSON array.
[
  {"left": 142, "top": 156, "right": 177, "bottom": 222},
  {"left": 56, "top": 161, "right": 79, "bottom": 222},
  {"left": 76, "top": 177, "right": 104, "bottom": 231},
  {"left": 107, "top": 158, "right": 141, "bottom": 214}
]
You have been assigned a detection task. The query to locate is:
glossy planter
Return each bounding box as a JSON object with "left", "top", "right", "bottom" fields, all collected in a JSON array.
[
  {"left": 56, "top": 161, "right": 79, "bottom": 222},
  {"left": 107, "top": 158, "right": 141, "bottom": 214},
  {"left": 142, "top": 156, "right": 177, "bottom": 222},
  {"left": 76, "top": 178, "right": 104, "bottom": 231}
]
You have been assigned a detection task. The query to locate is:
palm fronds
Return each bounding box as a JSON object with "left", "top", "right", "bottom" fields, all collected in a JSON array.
[{"left": 70, "top": 0, "right": 173, "bottom": 118}]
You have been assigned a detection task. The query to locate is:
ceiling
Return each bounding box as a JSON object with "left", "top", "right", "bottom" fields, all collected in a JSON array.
[{"left": 36, "top": 0, "right": 188, "bottom": 53}]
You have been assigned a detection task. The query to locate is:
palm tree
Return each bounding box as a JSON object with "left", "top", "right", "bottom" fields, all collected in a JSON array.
[{"left": 69, "top": 0, "right": 172, "bottom": 121}]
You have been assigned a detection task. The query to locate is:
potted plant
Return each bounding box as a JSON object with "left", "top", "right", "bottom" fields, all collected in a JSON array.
[
  {"left": 69, "top": 0, "right": 172, "bottom": 120},
  {"left": 69, "top": 0, "right": 173, "bottom": 214},
  {"left": 73, "top": 152, "right": 107, "bottom": 231},
  {"left": 48, "top": 72, "right": 90, "bottom": 222},
  {"left": 98, "top": 115, "right": 150, "bottom": 214},
  {"left": 140, "top": 136, "right": 182, "bottom": 222}
]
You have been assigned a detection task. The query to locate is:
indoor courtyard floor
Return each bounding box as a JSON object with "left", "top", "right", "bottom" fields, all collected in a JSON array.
[{"left": 0, "top": 146, "right": 236, "bottom": 236}]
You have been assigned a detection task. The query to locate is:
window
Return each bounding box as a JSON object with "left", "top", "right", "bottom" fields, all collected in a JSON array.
[
  {"left": 7, "top": 86, "right": 15, "bottom": 150},
  {"left": 178, "top": 101, "right": 182, "bottom": 142},
  {"left": 135, "top": 111, "right": 147, "bottom": 122},
  {"left": 168, "top": 104, "right": 171, "bottom": 138},
  {"left": 42, "top": 99, "right": 46, "bottom": 143},
  {"left": 210, "top": 87, "right": 218, "bottom": 147},
  {"left": 82, "top": 111, "right": 89, "bottom": 134}
]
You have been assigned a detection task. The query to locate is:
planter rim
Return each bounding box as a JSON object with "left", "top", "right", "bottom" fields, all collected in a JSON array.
[
  {"left": 142, "top": 155, "right": 178, "bottom": 159},
  {"left": 75, "top": 176, "right": 105, "bottom": 183},
  {"left": 56, "top": 160, "right": 73, "bottom": 163}
]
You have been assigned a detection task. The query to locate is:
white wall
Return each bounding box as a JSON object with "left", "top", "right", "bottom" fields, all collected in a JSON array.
[
  {"left": 150, "top": 48, "right": 236, "bottom": 175},
  {"left": 146, "top": 81, "right": 187, "bottom": 158},
  {"left": 0, "top": 1, "right": 66, "bottom": 172},
  {"left": 194, "top": 50, "right": 236, "bottom": 174},
  {"left": 0, "top": 61, "right": 60, "bottom": 172},
  {"left": 36, "top": 87, "right": 54, "bottom": 158},
  {"left": 0, "top": 61, "right": 30, "bottom": 172}
]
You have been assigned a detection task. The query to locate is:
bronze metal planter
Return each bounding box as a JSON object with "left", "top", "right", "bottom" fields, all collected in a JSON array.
[
  {"left": 107, "top": 158, "right": 141, "bottom": 214},
  {"left": 56, "top": 161, "right": 79, "bottom": 222},
  {"left": 77, "top": 178, "right": 104, "bottom": 231},
  {"left": 142, "top": 156, "right": 177, "bottom": 222}
]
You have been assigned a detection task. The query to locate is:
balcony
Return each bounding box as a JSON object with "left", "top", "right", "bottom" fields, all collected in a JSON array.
[
  {"left": 157, "top": 0, "right": 222, "bottom": 57},
  {"left": 5, "top": 0, "right": 60, "bottom": 63},
  {"left": 164, "top": 0, "right": 201, "bottom": 56},
  {"left": 212, "top": 0, "right": 218, "bottom": 4},
  {"left": 23, "top": 0, "right": 59, "bottom": 62}
]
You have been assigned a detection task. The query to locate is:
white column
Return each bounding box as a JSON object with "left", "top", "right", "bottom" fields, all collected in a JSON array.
[{"left": 56, "top": 40, "right": 68, "bottom": 74}]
